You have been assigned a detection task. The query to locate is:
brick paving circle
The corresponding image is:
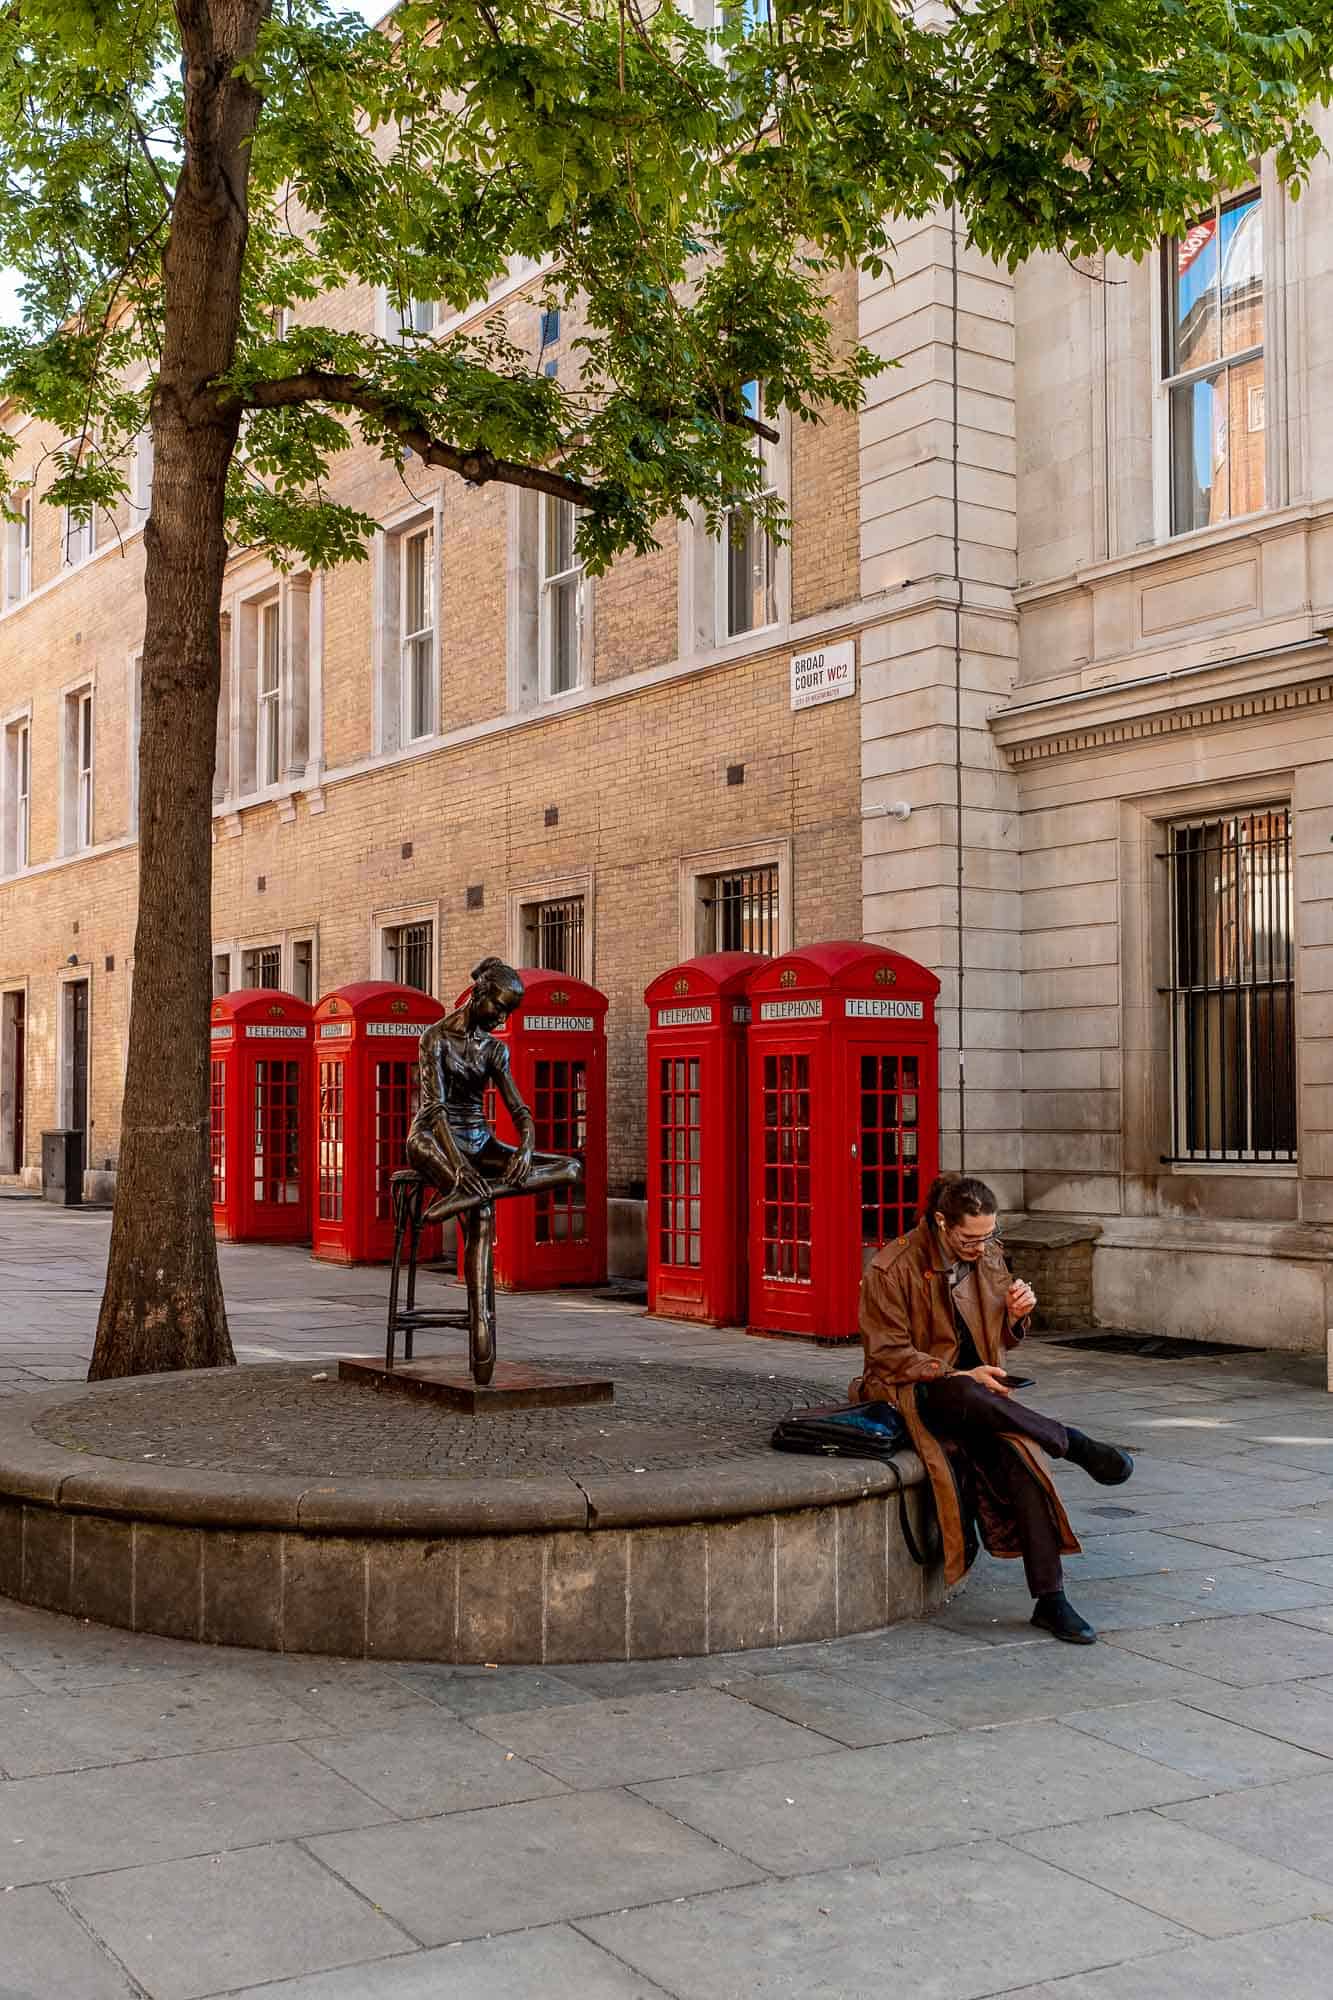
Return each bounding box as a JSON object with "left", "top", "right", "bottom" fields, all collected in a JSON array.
[{"left": 34, "top": 1360, "right": 839, "bottom": 1481}]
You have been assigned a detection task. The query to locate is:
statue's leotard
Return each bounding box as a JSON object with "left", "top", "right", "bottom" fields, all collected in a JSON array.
[{"left": 416, "top": 1018, "right": 512, "bottom": 1157}]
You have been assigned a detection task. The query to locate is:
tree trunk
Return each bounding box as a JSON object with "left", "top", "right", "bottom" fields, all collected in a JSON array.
[{"left": 89, "top": 3, "right": 268, "bottom": 1379}]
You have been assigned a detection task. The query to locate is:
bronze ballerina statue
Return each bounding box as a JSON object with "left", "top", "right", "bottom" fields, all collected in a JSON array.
[{"left": 406, "top": 957, "right": 581, "bottom": 1383}]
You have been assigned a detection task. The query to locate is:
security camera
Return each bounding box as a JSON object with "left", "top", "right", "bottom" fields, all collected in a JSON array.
[{"left": 864, "top": 801, "right": 912, "bottom": 821}]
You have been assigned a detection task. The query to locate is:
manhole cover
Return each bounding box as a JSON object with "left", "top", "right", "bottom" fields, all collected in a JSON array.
[
  {"left": 1050, "top": 1333, "right": 1260, "bottom": 1359},
  {"left": 1086, "top": 1504, "right": 1138, "bottom": 1518}
]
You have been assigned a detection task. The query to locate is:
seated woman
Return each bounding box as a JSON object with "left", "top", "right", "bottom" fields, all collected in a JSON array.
[
  {"left": 406, "top": 956, "right": 580, "bottom": 1381},
  {"left": 852, "top": 1173, "right": 1132, "bottom": 1644}
]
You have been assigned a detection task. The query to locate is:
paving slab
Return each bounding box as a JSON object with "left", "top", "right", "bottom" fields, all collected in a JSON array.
[
  {"left": 1160, "top": 1517, "right": 1333, "bottom": 1562},
  {"left": 581, "top": 1838, "right": 1184, "bottom": 2000},
  {"left": 1106, "top": 1613, "right": 1333, "bottom": 1685},
  {"left": 1061, "top": 1696, "right": 1330, "bottom": 1789},
  {"left": 1007, "top": 1917, "right": 1333, "bottom": 1997},
  {"left": 0, "top": 1882, "right": 139, "bottom": 1998},
  {"left": 62, "top": 1841, "right": 411, "bottom": 2000},
  {"left": 222, "top": 1925, "right": 677, "bottom": 2000},
  {"left": 940, "top": 1574, "right": 1210, "bottom": 1637},
  {"left": 0, "top": 1671, "right": 341, "bottom": 1778},
  {"left": 1273, "top": 1554, "right": 1333, "bottom": 1585},
  {"left": 299, "top": 1716, "right": 568, "bottom": 1815},
  {"left": 1161, "top": 1769, "right": 1333, "bottom": 1885},
  {"left": 470, "top": 1686, "right": 838, "bottom": 1787},
  {"left": 1013, "top": 1809, "right": 1333, "bottom": 1938},
  {"left": 308, "top": 1788, "right": 762, "bottom": 1943},
  {"left": 632, "top": 1722, "right": 1206, "bottom": 1874},
  {"left": 837, "top": 1632, "right": 1223, "bottom": 1727},
  {"left": 0, "top": 1741, "right": 393, "bottom": 1885},
  {"left": 223, "top": 1660, "right": 446, "bottom": 1733},
  {"left": 726, "top": 1667, "right": 948, "bottom": 1747},
  {"left": 1023, "top": 1529, "right": 1263, "bottom": 1583},
  {"left": 386, "top": 1664, "right": 598, "bottom": 1716},
  {"left": 1178, "top": 1679, "right": 1333, "bottom": 1757},
  {"left": 536, "top": 1652, "right": 758, "bottom": 1696},
  {"left": 1121, "top": 1564, "right": 1333, "bottom": 1618},
  {"left": 1273, "top": 1604, "right": 1333, "bottom": 1635}
]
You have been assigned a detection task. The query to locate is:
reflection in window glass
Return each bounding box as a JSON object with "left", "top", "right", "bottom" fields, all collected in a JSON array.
[{"left": 1163, "top": 193, "right": 1264, "bottom": 536}]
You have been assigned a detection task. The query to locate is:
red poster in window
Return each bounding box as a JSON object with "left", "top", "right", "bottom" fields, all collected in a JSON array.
[{"left": 1177, "top": 217, "right": 1216, "bottom": 276}]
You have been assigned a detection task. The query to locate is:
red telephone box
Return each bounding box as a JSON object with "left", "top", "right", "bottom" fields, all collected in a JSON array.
[
  {"left": 746, "top": 941, "right": 940, "bottom": 1342},
  {"left": 644, "top": 952, "right": 763, "bottom": 1326},
  {"left": 311, "top": 981, "right": 445, "bottom": 1265},
  {"left": 209, "top": 989, "right": 313, "bottom": 1243},
  {"left": 461, "top": 969, "right": 609, "bottom": 1290}
]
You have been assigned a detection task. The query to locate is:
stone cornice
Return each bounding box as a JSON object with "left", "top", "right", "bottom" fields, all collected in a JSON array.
[{"left": 990, "top": 641, "right": 1333, "bottom": 765}]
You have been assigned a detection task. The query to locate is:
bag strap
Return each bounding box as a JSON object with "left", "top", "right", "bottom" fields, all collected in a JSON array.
[{"left": 894, "top": 1473, "right": 931, "bottom": 1568}]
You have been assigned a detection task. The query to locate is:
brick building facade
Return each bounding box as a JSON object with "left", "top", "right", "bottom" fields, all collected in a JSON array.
[
  {"left": 0, "top": 261, "right": 866, "bottom": 1244},
  {"left": 6, "top": 127, "right": 1333, "bottom": 1347}
]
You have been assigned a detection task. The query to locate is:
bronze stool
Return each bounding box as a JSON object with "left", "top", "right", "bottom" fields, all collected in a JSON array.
[{"left": 385, "top": 1169, "right": 469, "bottom": 1369}]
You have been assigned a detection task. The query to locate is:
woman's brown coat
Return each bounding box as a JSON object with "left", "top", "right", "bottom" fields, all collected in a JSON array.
[{"left": 850, "top": 1218, "right": 1080, "bottom": 1587}]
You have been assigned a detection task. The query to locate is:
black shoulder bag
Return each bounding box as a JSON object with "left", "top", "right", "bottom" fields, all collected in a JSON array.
[{"left": 770, "top": 1401, "right": 938, "bottom": 1568}]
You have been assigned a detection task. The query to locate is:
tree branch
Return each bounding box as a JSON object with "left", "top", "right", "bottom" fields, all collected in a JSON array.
[{"left": 230, "top": 370, "right": 601, "bottom": 506}]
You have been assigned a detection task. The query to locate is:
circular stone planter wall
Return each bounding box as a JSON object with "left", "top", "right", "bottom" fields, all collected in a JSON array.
[{"left": 0, "top": 1364, "right": 945, "bottom": 1663}]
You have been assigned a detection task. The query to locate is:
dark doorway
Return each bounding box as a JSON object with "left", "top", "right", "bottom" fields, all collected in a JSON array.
[
  {"left": 1, "top": 991, "right": 23, "bottom": 1173},
  {"left": 64, "top": 979, "right": 89, "bottom": 1142}
]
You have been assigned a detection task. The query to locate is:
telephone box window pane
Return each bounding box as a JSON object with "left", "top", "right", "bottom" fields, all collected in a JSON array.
[
  {"left": 253, "top": 1059, "right": 302, "bottom": 1206},
  {"left": 317, "top": 1059, "right": 344, "bottom": 1221},
  {"left": 532, "top": 1057, "right": 588, "bottom": 1245},
  {"left": 210, "top": 1062, "right": 226, "bottom": 1206},
  {"left": 760, "top": 1051, "right": 811, "bottom": 1281},
  {"left": 658, "top": 1054, "right": 702, "bottom": 1268},
  {"left": 374, "top": 1060, "right": 421, "bottom": 1220},
  {"left": 859, "top": 1049, "right": 915, "bottom": 1250}
]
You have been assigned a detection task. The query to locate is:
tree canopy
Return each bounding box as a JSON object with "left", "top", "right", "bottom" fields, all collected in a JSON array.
[
  {"left": 0, "top": 0, "right": 1328, "bottom": 1379},
  {"left": 2, "top": 0, "right": 1330, "bottom": 568}
]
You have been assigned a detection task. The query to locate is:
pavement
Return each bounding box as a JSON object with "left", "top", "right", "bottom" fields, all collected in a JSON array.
[{"left": 5, "top": 1198, "right": 1333, "bottom": 1996}]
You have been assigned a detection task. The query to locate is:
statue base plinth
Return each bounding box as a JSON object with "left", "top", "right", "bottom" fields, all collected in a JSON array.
[{"left": 339, "top": 1356, "right": 615, "bottom": 1412}]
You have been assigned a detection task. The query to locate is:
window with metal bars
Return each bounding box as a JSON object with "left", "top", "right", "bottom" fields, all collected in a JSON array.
[
  {"left": 384, "top": 920, "right": 434, "bottom": 994},
  {"left": 700, "top": 863, "right": 779, "bottom": 956},
  {"left": 242, "top": 945, "right": 281, "bottom": 989},
  {"left": 1159, "top": 806, "right": 1295, "bottom": 1163},
  {"left": 292, "top": 938, "right": 315, "bottom": 1003},
  {"left": 523, "top": 896, "right": 584, "bottom": 978}
]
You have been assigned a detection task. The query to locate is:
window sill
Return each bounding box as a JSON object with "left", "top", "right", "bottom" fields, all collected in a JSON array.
[
  {"left": 1015, "top": 500, "right": 1324, "bottom": 606},
  {"left": 0, "top": 522, "right": 145, "bottom": 623},
  {"left": 1165, "top": 1159, "right": 1299, "bottom": 1178}
]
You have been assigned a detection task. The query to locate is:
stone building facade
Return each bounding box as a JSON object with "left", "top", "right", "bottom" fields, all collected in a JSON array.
[{"left": 4, "top": 121, "right": 1333, "bottom": 1347}]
